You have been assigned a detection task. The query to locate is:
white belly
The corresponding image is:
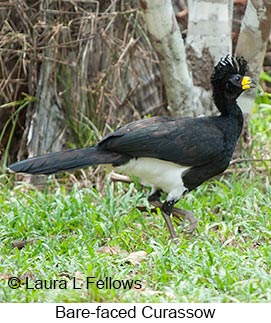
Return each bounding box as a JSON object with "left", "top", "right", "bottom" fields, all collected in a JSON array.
[{"left": 115, "top": 157, "right": 189, "bottom": 200}]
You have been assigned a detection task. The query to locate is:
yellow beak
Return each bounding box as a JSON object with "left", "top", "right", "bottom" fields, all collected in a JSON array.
[{"left": 242, "top": 76, "right": 255, "bottom": 90}]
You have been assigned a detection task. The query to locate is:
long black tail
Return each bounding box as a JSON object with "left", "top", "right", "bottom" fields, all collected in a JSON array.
[{"left": 8, "top": 146, "right": 129, "bottom": 175}]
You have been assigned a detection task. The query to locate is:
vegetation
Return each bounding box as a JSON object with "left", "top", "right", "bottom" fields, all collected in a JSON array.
[
  {"left": 0, "top": 0, "right": 162, "bottom": 167},
  {"left": 0, "top": 88, "right": 271, "bottom": 302}
]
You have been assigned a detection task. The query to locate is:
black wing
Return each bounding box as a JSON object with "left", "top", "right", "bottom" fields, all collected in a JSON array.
[{"left": 98, "top": 116, "right": 226, "bottom": 166}]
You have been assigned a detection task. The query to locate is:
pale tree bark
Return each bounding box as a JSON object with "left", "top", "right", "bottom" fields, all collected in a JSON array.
[
  {"left": 186, "top": 0, "right": 232, "bottom": 81},
  {"left": 186, "top": 0, "right": 233, "bottom": 115},
  {"left": 138, "top": 0, "right": 196, "bottom": 115},
  {"left": 235, "top": 0, "right": 271, "bottom": 114},
  {"left": 138, "top": 0, "right": 235, "bottom": 116}
]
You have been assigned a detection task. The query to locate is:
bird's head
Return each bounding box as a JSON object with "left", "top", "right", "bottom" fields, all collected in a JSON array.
[{"left": 211, "top": 55, "right": 256, "bottom": 100}]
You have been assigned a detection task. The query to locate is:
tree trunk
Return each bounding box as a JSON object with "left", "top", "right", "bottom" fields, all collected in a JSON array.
[
  {"left": 138, "top": 0, "right": 195, "bottom": 115},
  {"left": 235, "top": 0, "right": 271, "bottom": 114},
  {"left": 138, "top": 0, "right": 235, "bottom": 116},
  {"left": 186, "top": 0, "right": 232, "bottom": 63},
  {"left": 26, "top": 48, "right": 66, "bottom": 158},
  {"left": 186, "top": 0, "right": 233, "bottom": 116}
]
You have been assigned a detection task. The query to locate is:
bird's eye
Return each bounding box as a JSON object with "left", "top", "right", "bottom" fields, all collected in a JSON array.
[{"left": 234, "top": 75, "right": 241, "bottom": 82}]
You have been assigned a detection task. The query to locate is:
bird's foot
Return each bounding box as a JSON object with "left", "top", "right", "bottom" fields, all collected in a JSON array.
[
  {"left": 171, "top": 208, "right": 198, "bottom": 234},
  {"left": 148, "top": 200, "right": 198, "bottom": 235},
  {"left": 138, "top": 194, "right": 198, "bottom": 242}
]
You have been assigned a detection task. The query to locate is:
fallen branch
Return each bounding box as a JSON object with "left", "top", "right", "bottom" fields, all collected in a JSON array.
[{"left": 109, "top": 172, "right": 131, "bottom": 183}]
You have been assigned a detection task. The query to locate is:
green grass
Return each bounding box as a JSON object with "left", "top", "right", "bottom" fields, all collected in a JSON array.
[
  {"left": 0, "top": 174, "right": 271, "bottom": 302},
  {"left": 1, "top": 105, "right": 271, "bottom": 303}
]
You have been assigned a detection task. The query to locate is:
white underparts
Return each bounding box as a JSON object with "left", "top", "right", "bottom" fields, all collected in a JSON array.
[{"left": 115, "top": 157, "right": 189, "bottom": 202}]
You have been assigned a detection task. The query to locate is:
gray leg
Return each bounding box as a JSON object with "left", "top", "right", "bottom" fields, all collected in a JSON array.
[
  {"left": 171, "top": 208, "right": 198, "bottom": 234},
  {"left": 148, "top": 191, "right": 177, "bottom": 242},
  {"left": 149, "top": 199, "right": 198, "bottom": 235},
  {"left": 161, "top": 200, "right": 178, "bottom": 243}
]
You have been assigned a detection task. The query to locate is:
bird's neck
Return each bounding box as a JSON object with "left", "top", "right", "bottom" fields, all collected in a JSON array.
[
  {"left": 213, "top": 89, "right": 244, "bottom": 141},
  {"left": 213, "top": 89, "right": 242, "bottom": 118}
]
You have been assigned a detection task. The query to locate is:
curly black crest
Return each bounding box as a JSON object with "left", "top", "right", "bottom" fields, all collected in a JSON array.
[{"left": 211, "top": 55, "right": 248, "bottom": 86}]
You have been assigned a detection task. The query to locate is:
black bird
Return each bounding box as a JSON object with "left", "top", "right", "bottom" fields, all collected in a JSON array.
[{"left": 8, "top": 55, "right": 255, "bottom": 242}]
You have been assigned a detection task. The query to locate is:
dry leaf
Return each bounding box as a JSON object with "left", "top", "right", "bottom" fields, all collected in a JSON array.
[
  {"left": 0, "top": 273, "right": 12, "bottom": 280},
  {"left": 97, "top": 245, "right": 129, "bottom": 257},
  {"left": 123, "top": 251, "right": 147, "bottom": 265},
  {"left": 74, "top": 271, "right": 84, "bottom": 282},
  {"left": 12, "top": 239, "right": 36, "bottom": 249},
  {"left": 97, "top": 246, "right": 121, "bottom": 255}
]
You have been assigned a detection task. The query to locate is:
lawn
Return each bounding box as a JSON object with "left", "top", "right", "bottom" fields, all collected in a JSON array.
[{"left": 0, "top": 106, "right": 271, "bottom": 303}]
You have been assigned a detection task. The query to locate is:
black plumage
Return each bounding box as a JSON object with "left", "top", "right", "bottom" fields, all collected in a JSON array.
[{"left": 8, "top": 55, "right": 255, "bottom": 242}]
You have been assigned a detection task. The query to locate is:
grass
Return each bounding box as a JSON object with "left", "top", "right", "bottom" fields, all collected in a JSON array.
[
  {"left": 0, "top": 103, "right": 271, "bottom": 303},
  {"left": 0, "top": 173, "right": 271, "bottom": 303}
]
